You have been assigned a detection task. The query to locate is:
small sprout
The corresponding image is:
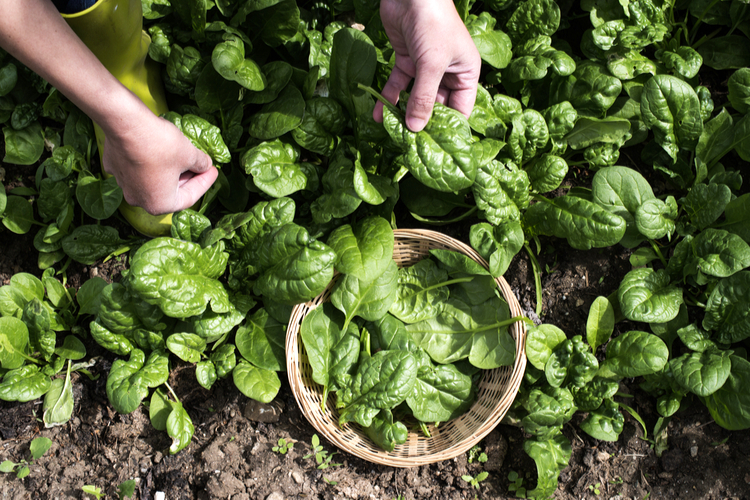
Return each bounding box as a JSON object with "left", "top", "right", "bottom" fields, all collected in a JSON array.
[
  {"left": 82, "top": 485, "right": 104, "bottom": 499},
  {"left": 507, "top": 471, "right": 527, "bottom": 498},
  {"left": 467, "top": 445, "right": 488, "bottom": 464},
  {"left": 272, "top": 438, "right": 294, "bottom": 454},
  {"left": 1, "top": 437, "right": 53, "bottom": 479},
  {"left": 118, "top": 479, "right": 137, "bottom": 500},
  {"left": 303, "top": 434, "right": 342, "bottom": 470},
  {"left": 323, "top": 476, "right": 338, "bottom": 485},
  {"left": 609, "top": 476, "right": 623, "bottom": 485},
  {"left": 588, "top": 482, "right": 601, "bottom": 495},
  {"left": 461, "top": 471, "right": 489, "bottom": 489}
]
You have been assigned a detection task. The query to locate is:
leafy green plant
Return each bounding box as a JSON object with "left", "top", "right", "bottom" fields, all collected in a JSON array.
[
  {"left": 118, "top": 479, "right": 136, "bottom": 500},
  {"left": 0, "top": 436, "right": 53, "bottom": 479},
  {"left": 82, "top": 485, "right": 104, "bottom": 500},
  {"left": 462, "top": 471, "right": 489, "bottom": 489},
  {"left": 507, "top": 471, "right": 527, "bottom": 498},
  {"left": 588, "top": 482, "right": 601, "bottom": 495},
  {"left": 272, "top": 438, "right": 294, "bottom": 454},
  {"left": 303, "top": 434, "right": 342, "bottom": 470},
  {"left": 468, "top": 444, "right": 488, "bottom": 464}
]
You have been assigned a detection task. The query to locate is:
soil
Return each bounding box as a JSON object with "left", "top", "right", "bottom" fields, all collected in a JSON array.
[{"left": 2, "top": 161, "right": 750, "bottom": 500}]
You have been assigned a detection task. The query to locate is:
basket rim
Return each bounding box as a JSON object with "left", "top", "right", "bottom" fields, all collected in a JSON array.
[{"left": 286, "top": 228, "right": 527, "bottom": 467}]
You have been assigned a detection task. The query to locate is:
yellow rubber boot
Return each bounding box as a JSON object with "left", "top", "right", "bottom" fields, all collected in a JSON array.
[{"left": 62, "top": 0, "right": 172, "bottom": 237}]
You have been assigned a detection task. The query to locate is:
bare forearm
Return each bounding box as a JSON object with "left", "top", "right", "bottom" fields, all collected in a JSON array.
[{"left": 0, "top": 0, "right": 149, "bottom": 136}]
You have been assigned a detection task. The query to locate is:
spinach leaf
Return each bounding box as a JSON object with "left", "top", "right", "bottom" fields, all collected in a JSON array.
[
  {"left": 0, "top": 365, "right": 50, "bottom": 402},
  {"left": 235, "top": 308, "right": 286, "bottom": 372},
  {"left": 618, "top": 268, "right": 683, "bottom": 323},
  {"left": 233, "top": 360, "right": 281, "bottom": 403},
  {"left": 364, "top": 409, "right": 408, "bottom": 452},
  {"left": 129, "top": 238, "right": 230, "bottom": 318},
  {"left": 466, "top": 12, "right": 512, "bottom": 69},
  {"left": 106, "top": 349, "right": 168, "bottom": 414},
  {"left": 704, "top": 355, "right": 750, "bottom": 430},
  {"left": 526, "top": 324, "right": 567, "bottom": 371},
  {"left": 331, "top": 260, "right": 399, "bottom": 326},
  {"left": 299, "top": 303, "right": 360, "bottom": 394},
  {"left": 337, "top": 350, "right": 418, "bottom": 427},
  {"left": 406, "top": 296, "right": 516, "bottom": 369},
  {"left": 389, "top": 258, "right": 450, "bottom": 323},
  {"left": 580, "top": 399, "right": 623, "bottom": 441},
  {"left": 406, "top": 362, "right": 474, "bottom": 422},
  {"left": 383, "top": 102, "right": 478, "bottom": 192},
  {"left": 469, "top": 221, "right": 524, "bottom": 278},
  {"left": 247, "top": 85, "right": 305, "bottom": 141},
  {"left": 472, "top": 160, "right": 531, "bottom": 225},
  {"left": 252, "top": 223, "right": 336, "bottom": 304},
  {"left": 326, "top": 216, "right": 394, "bottom": 283},
  {"left": 524, "top": 195, "right": 626, "bottom": 250},
  {"left": 599, "top": 331, "right": 669, "bottom": 378},
  {"left": 586, "top": 296, "right": 615, "bottom": 352},
  {"left": 640, "top": 74, "right": 703, "bottom": 160},
  {"left": 241, "top": 139, "right": 309, "bottom": 198},
  {"left": 329, "top": 28, "right": 376, "bottom": 121},
  {"left": 670, "top": 350, "right": 732, "bottom": 397},
  {"left": 211, "top": 34, "right": 265, "bottom": 91},
  {"left": 703, "top": 271, "right": 750, "bottom": 343}
]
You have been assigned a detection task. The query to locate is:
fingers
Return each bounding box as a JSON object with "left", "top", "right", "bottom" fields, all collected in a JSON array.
[
  {"left": 174, "top": 167, "right": 219, "bottom": 213},
  {"left": 447, "top": 85, "right": 478, "bottom": 119},
  {"left": 406, "top": 57, "right": 445, "bottom": 132},
  {"left": 373, "top": 65, "right": 413, "bottom": 123}
]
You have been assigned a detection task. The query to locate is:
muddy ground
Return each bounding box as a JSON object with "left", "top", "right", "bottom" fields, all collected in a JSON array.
[{"left": 2, "top": 160, "right": 750, "bottom": 500}]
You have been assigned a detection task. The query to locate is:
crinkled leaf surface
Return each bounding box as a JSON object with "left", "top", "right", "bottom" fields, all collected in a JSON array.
[
  {"left": 618, "top": 268, "right": 683, "bottom": 323},
  {"left": 670, "top": 350, "right": 731, "bottom": 397},
  {"left": 705, "top": 355, "right": 750, "bottom": 430},
  {"left": 383, "top": 103, "right": 478, "bottom": 192},
  {"left": 406, "top": 363, "right": 474, "bottom": 422},
  {"left": 703, "top": 271, "right": 750, "bottom": 343},
  {"left": 331, "top": 260, "right": 398, "bottom": 326},
  {"left": 640, "top": 74, "right": 703, "bottom": 160},
  {"left": 326, "top": 216, "right": 394, "bottom": 283},
  {"left": 389, "top": 259, "right": 450, "bottom": 323},
  {"left": 524, "top": 195, "right": 626, "bottom": 250},
  {"left": 526, "top": 323, "right": 567, "bottom": 371},
  {"left": 129, "top": 238, "right": 231, "bottom": 319},
  {"left": 407, "top": 296, "right": 516, "bottom": 369},
  {"left": 600, "top": 330, "right": 669, "bottom": 378},
  {"left": 252, "top": 223, "right": 336, "bottom": 304},
  {"left": 235, "top": 308, "right": 286, "bottom": 371},
  {"left": 232, "top": 360, "right": 281, "bottom": 403}
]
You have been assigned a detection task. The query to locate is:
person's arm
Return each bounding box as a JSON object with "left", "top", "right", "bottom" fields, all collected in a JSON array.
[
  {"left": 0, "top": 0, "right": 217, "bottom": 215},
  {"left": 375, "top": 0, "right": 481, "bottom": 132}
]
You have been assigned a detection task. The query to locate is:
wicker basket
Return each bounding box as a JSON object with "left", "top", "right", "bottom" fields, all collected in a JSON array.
[{"left": 286, "top": 228, "right": 527, "bottom": 467}]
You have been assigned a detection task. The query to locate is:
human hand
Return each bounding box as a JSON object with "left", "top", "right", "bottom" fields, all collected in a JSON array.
[
  {"left": 375, "top": 0, "right": 481, "bottom": 132},
  {"left": 100, "top": 108, "right": 218, "bottom": 216}
]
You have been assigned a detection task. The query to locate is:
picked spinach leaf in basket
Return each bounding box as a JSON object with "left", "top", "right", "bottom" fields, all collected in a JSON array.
[{"left": 299, "top": 232, "right": 527, "bottom": 451}]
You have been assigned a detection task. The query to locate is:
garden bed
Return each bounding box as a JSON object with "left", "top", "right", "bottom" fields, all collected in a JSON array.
[{"left": 2, "top": 158, "right": 749, "bottom": 499}]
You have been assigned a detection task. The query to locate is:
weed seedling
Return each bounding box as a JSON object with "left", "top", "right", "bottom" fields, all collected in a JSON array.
[
  {"left": 467, "top": 445, "right": 488, "bottom": 464},
  {"left": 462, "top": 471, "right": 489, "bottom": 490},
  {"left": 587, "top": 482, "right": 601, "bottom": 495},
  {"left": 272, "top": 438, "right": 294, "bottom": 454},
  {"left": 609, "top": 476, "right": 623, "bottom": 485},
  {"left": 82, "top": 485, "right": 104, "bottom": 499},
  {"left": 0, "top": 437, "right": 53, "bottom": 479},
  {"left": 118, "top": 479, "right": 137, "bottom": 499},
  {"left": 303, "top": 434, "right": 342, "bottom": 470},
  {"left": 323, "top": 476, "right": 338, "bottom": 485},
  {"left": 507, "top": 471, "right": 527, "bottom": 498}
]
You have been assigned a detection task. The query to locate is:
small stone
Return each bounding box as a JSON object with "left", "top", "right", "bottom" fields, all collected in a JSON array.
[
  {"left": 230, "top": 409, "right": 236, "bottom": 418},
  {"left": 575, "top": 298, "right": 585, "bottom": 307},
  {"left": 597, "top": 451, "right": 610, "bottom": 462},
  {"left": 292, "top": 471, "right": 303, "bottom": 484},
  {"left": 155, "top": 493, "right": 166, "bottom": 500},
  {"left": 153, "top": 451, "right": 163, "bottom": 464},
  {"left": 244, "top": 400, "right": 282, "bottom": 423},
  {"left": 690, "top": 446, "right": 698, "bottom": 457},
  {"left": 608, "top": 496, "right": 623, "bottom": 500},
  {"left": 266, "top": 492, "right": 285, "bottom": 500},
  {"left": 658, "top": 472, "right": 673, "bottom": 479}
]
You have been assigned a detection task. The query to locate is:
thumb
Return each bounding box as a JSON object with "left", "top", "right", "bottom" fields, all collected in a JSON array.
[
  {"left": 188, "top": 148, "right": 214, "bottom": 174},
  {"left": 175, "top": 167, "right": 219, "bottom": 211}
]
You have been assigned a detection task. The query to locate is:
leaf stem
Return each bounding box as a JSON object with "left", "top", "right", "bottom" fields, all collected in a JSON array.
[
  {"left": 165, "top": 382, "right": 180, "bottom": 403},
  {"left": 649, "top": 240, "right": 668, "bottom": 268}
]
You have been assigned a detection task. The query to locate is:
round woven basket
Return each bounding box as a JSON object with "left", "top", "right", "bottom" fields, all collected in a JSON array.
[{"left": 286, "top": 228, "right": 527, "bottom": 467}]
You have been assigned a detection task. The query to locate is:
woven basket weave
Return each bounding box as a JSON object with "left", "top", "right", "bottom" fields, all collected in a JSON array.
[{"left": 286, "top": 229, "right": 527, "bottom": 467}]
